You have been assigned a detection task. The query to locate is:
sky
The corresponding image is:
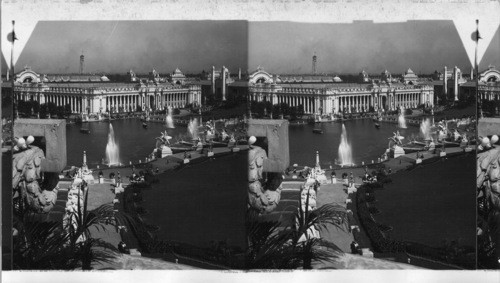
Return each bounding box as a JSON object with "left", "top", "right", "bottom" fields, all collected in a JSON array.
[
  {"left": 2, "top": 20, "right": 499, "bottom": 76},
  {"left": 2, "top": 21, "right": 249, "bottom": 75},
  {"left": 249, "top": 20, "right": 500, "bottom": 75}
]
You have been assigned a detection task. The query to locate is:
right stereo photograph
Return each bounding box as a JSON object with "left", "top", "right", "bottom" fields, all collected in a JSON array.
[{"left": 478, "top": 68, "right": 500, "bottom": 269}]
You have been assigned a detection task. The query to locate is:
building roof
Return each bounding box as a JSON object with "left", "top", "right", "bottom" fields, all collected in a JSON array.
[
  {"left": 278, "top": 75, "right": 342, "bottom": 83},
  {"left": 189, "top": 80, "right": 212, "bottom": 86},
  {"left": 43, "top": 74, "right": 107, "bottom": 82},
  {"left": 278, "top": 83, "right": 370, "bottom": 90},
  {"left": 229, "top": 81, "right": 251, "bottom": 87},
  {"left": 44, "top": 82, "right": 138, "bottom": 89}
]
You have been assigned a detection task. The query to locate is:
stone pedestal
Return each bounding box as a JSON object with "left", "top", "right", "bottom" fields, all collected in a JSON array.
[
  {"left": 479, "top": 118, "right": 500, "bottom": 137},
  {"left": 392, "top": 145, "right": 405, "bottom": 158},
  {"left": 247, "top": 119, "right": 290, "bottom": 172},
  {"left": 14, "top": 118, "right": 67, "bottom": 172}
]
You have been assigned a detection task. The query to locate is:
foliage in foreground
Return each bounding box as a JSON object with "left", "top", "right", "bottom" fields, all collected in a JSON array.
[
  {"left": 13, "top": 187, "right": 129, "bottom": 270},
  {"left": 246, "top": 198, "right": 349, "bottom": 269}
]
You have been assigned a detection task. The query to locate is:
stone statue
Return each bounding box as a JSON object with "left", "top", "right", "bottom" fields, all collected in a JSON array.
[
  {"left": 248, "top": 136, "right": 282, "bottom": 213},
  {"left": 13, "top": 142, "right": 58, "bottom": 214},
  {"left": 300, "top": 185, "right": 317, "bottom": 212},
  {"left": 478, "top": 148, "right": 500, "bottom": 261}
]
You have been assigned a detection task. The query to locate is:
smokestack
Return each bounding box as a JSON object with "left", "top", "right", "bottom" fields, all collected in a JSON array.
[
  {"left": 443, "top": 66, "right": 448, "bottom": 98},
  {"left": 238, "top": 68, "right": 241, "bottom": 80},
  {"left": 80, "top": 51, "right": 85, "bottom": 74},
  {"left": 312, "top": 53, "right": 317, "bottom": 74}
]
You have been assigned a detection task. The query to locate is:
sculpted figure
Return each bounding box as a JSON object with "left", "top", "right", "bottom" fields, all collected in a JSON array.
[
  {"left": 478, "top": 149, "right": 500, "bottom": 261},
  {"left": 248, "top": 136, "right": 282, "bottom": 213},
  {"left": 300, "top": 185, "right": 317, "bottom": 212},
  {"left": 13, "top": 142, "right": 58, "bottom": 214}
]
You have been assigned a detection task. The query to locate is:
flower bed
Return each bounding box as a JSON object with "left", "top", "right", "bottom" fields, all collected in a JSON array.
[
  {"left": 121, "top": 182, "right": 241, "bottom": 269},
  {"left": 355, "top": 174, "right": 475, "bottom": 269}
]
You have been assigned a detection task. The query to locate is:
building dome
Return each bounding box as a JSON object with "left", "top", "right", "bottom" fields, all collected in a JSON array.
[{"left": 333, "top": 76, "right": 342, "bottom": 82}]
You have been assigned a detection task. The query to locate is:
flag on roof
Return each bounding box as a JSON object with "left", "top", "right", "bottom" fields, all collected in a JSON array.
[{"left": 7, "top": 20, "right": 17, "bottom": 42}]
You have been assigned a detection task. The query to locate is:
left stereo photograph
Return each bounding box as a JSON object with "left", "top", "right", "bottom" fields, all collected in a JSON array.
[{"left": 3, "top": 20, "right": 251, "bottom": 270}]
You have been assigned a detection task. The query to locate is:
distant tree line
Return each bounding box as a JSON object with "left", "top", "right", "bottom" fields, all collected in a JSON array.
[
  {"left": 250, "top": 101, "right": 305, "bottom": 120},
  {"left": 15, "top": 100, "right": 71, "bottom": 118}
]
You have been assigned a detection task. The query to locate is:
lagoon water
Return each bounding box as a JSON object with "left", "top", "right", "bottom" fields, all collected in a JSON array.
[
  {"left": 65, "top": 118, "right": 421, "bottom": 168},
  {"left": 65, "top": 119, "right": 185, "bottom": 167},
  {"left": 288, "top": 119, "right": 420, "bottom": 167}
]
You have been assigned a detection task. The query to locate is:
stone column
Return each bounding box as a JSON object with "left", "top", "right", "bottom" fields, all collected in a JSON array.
[{"left": 221, "top": 66, "right": 227, "bottom": 101}]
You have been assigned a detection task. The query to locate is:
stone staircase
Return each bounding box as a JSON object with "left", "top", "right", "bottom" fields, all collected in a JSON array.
[
  {"left": 259, "top": 179, "right": 303, "bottom": 229},
  {"left": 45, "top": 179, "right": 73, "bottom": 223}
]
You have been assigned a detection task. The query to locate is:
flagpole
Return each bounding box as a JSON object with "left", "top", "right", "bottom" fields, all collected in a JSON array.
[
  {"left": 475, "top": 19, "right": 481, "bottom": 118},
  {"left": 11, "top": 20, "right": 16, "bottom": 85},
  {"left": 10, "top": 20, "right": 17, "bottom": 118}
]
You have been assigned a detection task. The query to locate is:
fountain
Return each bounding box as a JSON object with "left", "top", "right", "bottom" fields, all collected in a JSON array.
[
  {"left": 165, "top": 106, "right": 175, "bottom": 129},
  {"left": 338, "top": 124, "right": 354, "bottom": 166},
  {"left": 398, "top": 107, "right": 407, "bottom": 129},
  {"left": 187, "top": 118, "right": 199, "bottom": 140},
  {"left": 420, "top": 118, "right": 432, "bottom": 140},
  {"left": 105, "top": 123, "right": 120, "bottom": 166}
]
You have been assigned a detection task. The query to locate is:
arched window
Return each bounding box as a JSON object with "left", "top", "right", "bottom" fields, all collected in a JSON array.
[{"left": 487, "top": 76, "right": 498, "bottom": 82}]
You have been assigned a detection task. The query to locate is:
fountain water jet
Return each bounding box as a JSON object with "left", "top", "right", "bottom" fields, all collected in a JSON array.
[
  {"left": 188, "top": 118, "right": 199, "bottom": 140},
  {"left": 398, "top": 107, "right": 407, "bottom": 129},
  {"left": 338, "top": 124, "right": 354, "bottom": 166},
  {"left": 105, "top": 123, "right": 120, "bottom": 166},
  {"left": 420, "top": 118, "right": 432, "bottom": 140},
  {"left": 165, "top": 106, "right": 175, "bottom": 129}
]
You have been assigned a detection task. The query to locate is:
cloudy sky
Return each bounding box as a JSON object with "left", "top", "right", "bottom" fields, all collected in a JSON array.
[
  {"left": 2, "top": 21, "right": 249, "bottom": 75},
  {"left": 249, "top": 20, "right": 500, "bottom": 74},
  {"left": 2, "top": 20, "right": 499, "bottom": 75}
]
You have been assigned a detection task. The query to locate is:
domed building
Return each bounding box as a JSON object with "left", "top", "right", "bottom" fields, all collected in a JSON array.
[
  {"left": 10, "top": 66, "right": 202, "bottom": 115},
  {"left": 403, "top": 68, "right": 418, "bottom": 85},
  {"left": 170, "top": 68, "right": 187, "bottom": 85},
  {"left": 246, "top": 67, "right": 434, "bottom": 115},
  {"left": 333, "top": 76, "right": 343, "bottom": 83}
]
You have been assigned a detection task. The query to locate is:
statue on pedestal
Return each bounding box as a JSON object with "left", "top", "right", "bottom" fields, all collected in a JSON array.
[
  {"left": 248, "top": 136, "right": 282, "bottom": 213},
  {"left": 13, "top": 137, "right": 58, "bottom": 214},
  {"left": 478, "top": 149, "right": 500, "bottom": 263}
]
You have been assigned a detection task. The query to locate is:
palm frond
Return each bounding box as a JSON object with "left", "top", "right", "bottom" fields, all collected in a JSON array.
[{"left": 246, "top": 188, "right": 349, "bottom": 269}]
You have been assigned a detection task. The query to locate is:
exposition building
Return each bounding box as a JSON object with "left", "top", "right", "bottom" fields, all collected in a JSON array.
[
  {"left": 10, "top": 67, "right": 202, "bottom": 115},
  {"left": 12, "top": 63, "right": 496, "bottom": 118},
  {"left": 243, "top": 67, "right": 435, "bottom": 115}
]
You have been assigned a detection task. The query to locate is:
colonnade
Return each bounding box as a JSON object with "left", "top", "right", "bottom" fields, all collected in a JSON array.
[
  {"left": 14, "top": 89, "right": 200, "bottom": 114},
  {"left": 249, "top": 90, "right": 427, "bottom": 115}
]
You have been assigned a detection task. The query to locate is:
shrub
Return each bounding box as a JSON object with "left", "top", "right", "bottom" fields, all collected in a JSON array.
[{"left": 355, "top": 185, "right": 405, "bottom": 253}]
